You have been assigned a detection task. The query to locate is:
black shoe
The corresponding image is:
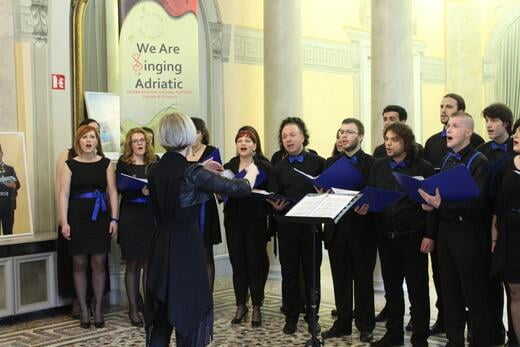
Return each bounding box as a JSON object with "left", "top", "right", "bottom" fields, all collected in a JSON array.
[
  {"left": 375, "top": 306, "right": 388, "bottom": 322},
  {"left": 128, "top": 311, "right": 143, "bottom": 328},
  {"left": 94, "top": 320, "right": 105, "bottom": 329},
  {"left": 231, "top": 307, "right": 248, "bottom": 324},
  {"left": 251, "top": 307, "right": 262, "bottom": 328},
  {"left": 283, "top": 321, "right": 297, "bottom": 335},
  {"left": 360, "top": 331, "right": 374, "bottom": 343},
  {"left": 411, "top": 341, "right": 428, "bottom": 347},
  {"left": 429, "top": 320, "right": 445, "bottom": 335},
  {"left": 331, "top": 309, "right": 337, "bottom": 317},
  {"left": 321, "top": 322, "right": 351, "bottom": 339},
  {"left": 405, "top": 320, "right": 413, "bottom": 332},
  {"left": 370, "top": 334, "right": 404, "bottom": 347},
  {"left": 307, "top": 321, "right": 321, "bottom": 334}
]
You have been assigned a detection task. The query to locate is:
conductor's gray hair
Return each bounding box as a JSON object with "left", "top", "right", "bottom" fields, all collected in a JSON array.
[{"left": 158, "top": 112, "right": 197, "bottom": 151}]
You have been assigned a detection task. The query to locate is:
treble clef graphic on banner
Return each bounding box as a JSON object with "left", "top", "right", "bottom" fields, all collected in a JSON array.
[{"left": 132, "top": 53, "right": 143, "bottom": 76}]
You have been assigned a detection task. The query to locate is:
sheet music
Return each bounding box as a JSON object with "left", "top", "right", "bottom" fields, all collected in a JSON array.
[{"left": 285, "top": 193, "right": 357, "bottom": 219}]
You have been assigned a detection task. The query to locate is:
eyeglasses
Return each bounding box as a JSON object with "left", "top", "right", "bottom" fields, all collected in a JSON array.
[{"left": 131, "top": 139, "right": 146, "bottom": 144}]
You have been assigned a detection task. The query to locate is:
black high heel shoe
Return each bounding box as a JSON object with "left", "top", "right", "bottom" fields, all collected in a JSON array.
[
  {"left": 79, "top": 309, "right": 90, "bottom": 329},
  {"left": 251, "top": 310, "right": 262, "bottom": 328},
  {"left": 128, "top": 311, "right": 144, "bottom": 328},
  {"left": 93, "top": 305, "right": 105, "bottom": 328},
  {"left": 231, "top": 307, "right": 248, "bottom": 324}
]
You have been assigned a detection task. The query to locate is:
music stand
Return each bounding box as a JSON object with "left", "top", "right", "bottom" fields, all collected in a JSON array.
[{"left": 276, "top": 193, "right": 362, "bottom": 346}]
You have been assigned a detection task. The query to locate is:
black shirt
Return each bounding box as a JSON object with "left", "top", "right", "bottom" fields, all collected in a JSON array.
[
  {"left": 424, "top": 129, "right": 485, "bottom": 170},
  {"left": 223, "top": 156, "right": 273, "bottom": 221},
  {"left": 269, "top": 151, "right": 326, "bottom": 212},
  {"left": 436, "top": 145, "right": 489, "bottom": 221},
  {"left": 323, "top": 150, "right": 374, "bottom": 247},
  {"left": 373, "top": 142, "right": 425, "bottom": 159},
  {"left": 368, "top": 155, "right": 436, "bottom": 238}
]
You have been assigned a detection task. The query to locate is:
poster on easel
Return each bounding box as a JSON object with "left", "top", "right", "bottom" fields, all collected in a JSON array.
[{"left": 119, "top": 0, "right": 200, "bottom": 152}]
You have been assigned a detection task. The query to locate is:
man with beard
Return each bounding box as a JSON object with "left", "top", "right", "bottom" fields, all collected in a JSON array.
[
  {"left": 366, "top": 123, "right": 434, "bottom": 347},
  {"left": 321, "top": 118, "right": 376, "bottom": 343}
]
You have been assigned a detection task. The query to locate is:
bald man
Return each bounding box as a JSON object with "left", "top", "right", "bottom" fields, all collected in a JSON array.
[{"left": 419, "top": 112, "right": 490, "bottom": 346}]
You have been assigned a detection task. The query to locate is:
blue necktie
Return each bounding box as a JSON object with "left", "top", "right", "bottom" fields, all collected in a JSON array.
[
  {"left": 491, "top": 142, "right": 508, "bottom": 152},
  {"left": 441, "top": 128, "right": 447, "bottom": 138},
  {"left": 346, "top": 156, "right": 358, "bottom": 165},
  {"left": 446, "top": 152, "right": 462, "bottom": 161},
  {"left": 288, "top": 154, "right": 304, "bottom": 163},
  {"left": 389, "top": 160, "right": 406, "bottom": 169}
]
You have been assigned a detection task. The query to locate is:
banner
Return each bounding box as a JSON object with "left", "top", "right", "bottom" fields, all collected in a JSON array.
[{"left": 119, "top": 0, "right": 199, "bottom": 150}]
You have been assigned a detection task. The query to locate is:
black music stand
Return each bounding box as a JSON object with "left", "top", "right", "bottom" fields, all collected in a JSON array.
[{"left": 276, "top": 193, "right": 362, "bottom": 347}]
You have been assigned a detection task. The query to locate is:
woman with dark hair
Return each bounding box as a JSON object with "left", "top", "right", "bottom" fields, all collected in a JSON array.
[
  {"left": 223, "top": 127, "right": 272, "bottom": 327},
  {"left": 145, "top": 113, "right": 257, "bottom": 346},
  {"left": 492, "top": 124, "right": 520, "bottom": 343},
  {"left": 332, "top": 128, "right": 342, "bottom": 156},
  {"left": 188, "top": 117, "right": 222, "bottom": 293},
  {"left": 58, "top": 124, "right": 119, "bottom": 329},
  {"left": 55, "top": 118, "right": 110, "bottom": 319},
  {"left": 117, "top": 128, "right": 158, "bottom": 327}
]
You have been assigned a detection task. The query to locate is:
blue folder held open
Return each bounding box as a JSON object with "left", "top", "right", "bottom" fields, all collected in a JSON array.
[
  {"left": 117, "top": 173, "right": 148, "bottom": 191},
  {"left": 351, "top": 186, "right": 405, "bottom": 212},
  {"left": 202, "top": 147, "right": 222, "bottom": 164},
  {"left": 392, "top": 164, "right": 480, "bottom": 204},
  {"left": 293, "top": 156, "right": 363, "bottom": 190}
]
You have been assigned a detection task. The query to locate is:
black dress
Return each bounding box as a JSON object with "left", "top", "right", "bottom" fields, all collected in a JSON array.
[
  {"left": 116, "top": 159, "right": 155, "bottom": 261},
  {"left": 145, "top": 152, "right": 251, "bottom": 344},
  {"left": 187, "top": 145, "right": 222, "bottom": 246},
  {"left": 492, "top": 157, "right": 520, "bottom": 283},
  {"left": 66, "top": 158, "right": 111, "bottom": 255}
]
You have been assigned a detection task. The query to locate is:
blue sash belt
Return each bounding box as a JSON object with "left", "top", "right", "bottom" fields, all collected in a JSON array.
[
  {"left": 72, "top": 190, "right": 107, "bottom": 221},
  {"left": 123, "top": 197, "right": 149, "bottom": 204}
]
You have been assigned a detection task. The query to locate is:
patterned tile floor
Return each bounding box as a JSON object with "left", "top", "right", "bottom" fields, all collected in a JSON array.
[{"left": 0, "top": 277, "right": 450, "bottom": 346}]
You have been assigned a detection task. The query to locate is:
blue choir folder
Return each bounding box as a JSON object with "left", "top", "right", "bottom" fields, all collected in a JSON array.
[
  {"left": 202, "top": 147, "right": 222, "bottom": 164},
  {"left": 117, "top": 173, "right": 148, "bottom": 191},
  {"left": 392, "top": 164, "right": 480, "bottom": 204},
  {"left": 350, "top": 186, "right": 405, "bottom": 212},
  {"left": 293, "top": 156, "right": 363, "bottom": 190}
]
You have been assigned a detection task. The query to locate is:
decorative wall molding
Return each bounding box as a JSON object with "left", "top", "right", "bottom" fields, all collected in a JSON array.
[
  {"left": 14, "top": 0, "right": 48, "bottom": 44},
  {"left": 233, "top": 25, "right": 445, "bottom": 83}
]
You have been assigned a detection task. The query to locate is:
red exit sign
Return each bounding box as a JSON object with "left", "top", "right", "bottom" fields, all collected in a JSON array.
[{"left": 51, "top": 74, "right": 65, "bottom": 90}]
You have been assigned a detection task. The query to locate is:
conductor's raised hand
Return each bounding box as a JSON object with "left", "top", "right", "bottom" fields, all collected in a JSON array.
[
  {"left": 268, "top": 198, "right": 289, "bottom": 211},
  {"left": 354, "top": 203, "right": 369, "bottom": 215},
  {"left": 202, "top": 159, "right": 224, "bottom": 174}
]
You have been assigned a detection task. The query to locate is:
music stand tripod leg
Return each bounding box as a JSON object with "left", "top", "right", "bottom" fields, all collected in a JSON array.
[{"left": 305, "top": 224, "right": 323, "bottom": 347}]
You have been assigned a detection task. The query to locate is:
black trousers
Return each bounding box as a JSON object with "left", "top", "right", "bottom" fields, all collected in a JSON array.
[
  {"left": 488, "top": 273, "right": 506, "bottom": 342},
  {"left": 225, "top": 219, "right": 268, "bottom": 306},
  {"left": 437, "top": 222, "right": 490, "bottom": 346},
  {"left": 278, "top": 222, "right": 322, "bottom": 322},
  {"left": 146, "top": 305, "right": 195, "bottom": 347},
  {"left": 430, "top": 248, "right": 443, "bottom": 322},
  {"left": 378, "top": 231, "right": 430, "bottom": 343},
  {"left": 0, "top": 198, "right": 14, "bottom": 235},
  {"left": 328, "top": 224, "right": 376, "bottom": 333}
]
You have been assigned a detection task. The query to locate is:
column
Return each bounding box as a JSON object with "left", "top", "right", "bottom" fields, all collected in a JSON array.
[
  {"left": 445, "top": 0, "right": 482, "bottom": 120},
  {"left": 264, "top": 0, "right": 303, "bottom": 157},
  {"left": 371, "top": 0, "right": 414, "bottom": 149},
  {"left": 0, "top": 0, "right": 18, "bottom": 131}
]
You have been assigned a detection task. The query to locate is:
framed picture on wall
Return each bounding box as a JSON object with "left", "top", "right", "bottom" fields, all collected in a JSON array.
[
  {"left": 0, "top": 132, "right": 33, "bottom": 237},
  {"left": 84, "top": 92, "right": 121, "bottom": 160}
]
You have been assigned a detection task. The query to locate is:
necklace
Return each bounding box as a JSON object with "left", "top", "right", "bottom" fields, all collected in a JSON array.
[{"left": 190, "top": 144, "right": 204, "bottom": 158}]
